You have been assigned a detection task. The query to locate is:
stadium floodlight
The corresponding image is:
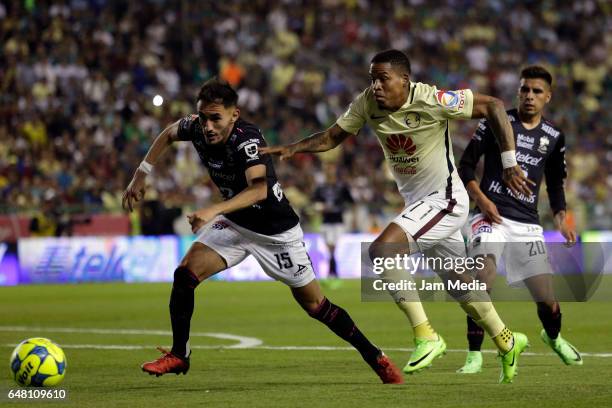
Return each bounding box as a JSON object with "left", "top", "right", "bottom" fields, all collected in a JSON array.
[{"left": 152, "top": 95, "right": 164, "bottom": 107}]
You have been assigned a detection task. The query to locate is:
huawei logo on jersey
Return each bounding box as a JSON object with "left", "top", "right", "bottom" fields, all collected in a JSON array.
[{"left": 385, "top": 134, "right": 416, "bottom": 155}]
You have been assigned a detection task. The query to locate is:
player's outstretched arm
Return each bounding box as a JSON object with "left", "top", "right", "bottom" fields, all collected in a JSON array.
[
  {"left": 261, "top": 124, "right": 353, "bottom": 160},
  {"left": 471, "top": 94, "right": 535, "bottom": 197},
  {"left": 187, "top": 164, "right": 268, "bottom": 233},
  {"left": 122, "top": 120, "right": 181, "bottom": 212}
]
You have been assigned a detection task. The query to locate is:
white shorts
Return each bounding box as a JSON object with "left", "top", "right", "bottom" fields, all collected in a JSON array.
[
  {"left": 195, "top": 216, "right": 316, "bottom": 288},
  {"left": 392, "top": 186, "right": 470, "bottom": 267},
  {"left": 468, "top": 213, "right": 551, "bottom": 285},
  {"left": 320, "top": 223, "right": 346, "bottom": 246}
]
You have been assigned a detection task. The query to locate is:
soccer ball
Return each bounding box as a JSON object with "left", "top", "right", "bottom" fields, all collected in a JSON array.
[{"left": 9, "top": 338, "right": 67, "bottom": 387}]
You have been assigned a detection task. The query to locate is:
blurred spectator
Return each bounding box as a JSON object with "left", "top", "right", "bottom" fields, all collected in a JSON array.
[{"left": 0, "top": 0, "right": 609, "bottom": 234}]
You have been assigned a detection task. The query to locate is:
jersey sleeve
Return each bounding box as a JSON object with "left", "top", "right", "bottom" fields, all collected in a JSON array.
[
  {"left": 545, "top": 132, "right": 567, "bottom": 214},
  {"left": 176, "top": 114, "right": 199, "bottom": 141},
  {"left": 336, "top": 89, "right": 368, "bottom": 135},
  {"left": 420, "top": 85, "right": 474, "bottom": 121},
  {"left": 236, "top": 127, "right": 267, "bottom": 170},
  {"left": 458, "top": 119, "right": 490, "bottom": 185}
]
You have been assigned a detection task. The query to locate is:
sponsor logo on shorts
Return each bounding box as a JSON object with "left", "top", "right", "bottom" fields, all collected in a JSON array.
[
  {"left": 472, "top": 219, "right": 492, "bottom": 234},
  {"left": 211, "top": 221, "right": 229, "bottom": 230},
  {"left": 294, "top": 264, "right": 308, "bottom": 277}
]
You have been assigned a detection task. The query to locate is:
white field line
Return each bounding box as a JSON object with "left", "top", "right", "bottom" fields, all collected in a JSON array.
[
  {"left": 0, "top": 326, "right": 261, "bottom": 349},
  {"left": 1, "top": 326, "right": 611, "bottom": 357}
]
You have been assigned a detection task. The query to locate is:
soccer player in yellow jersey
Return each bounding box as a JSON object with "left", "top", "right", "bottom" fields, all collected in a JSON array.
[{"left": 263, "top": 49, "right": 533, "bottom": 383}]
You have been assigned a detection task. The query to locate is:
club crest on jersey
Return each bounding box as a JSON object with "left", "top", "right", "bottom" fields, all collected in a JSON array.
[
  {"left": 436, "top": 90, "right": 459, "bottom": 108},
  {"left": 243, "top": 143, "right": 259, "bottom": 159},
  {"left": 472, "top": 219, "right": 492, "bottom": 234},
  {"left": 385, "top": 134, "right": 416, "bottom": 155},
  {"left": 404, "top": 112, "right": 421, "bottom": 128},
  {"left": 538, "top": 136, "right": 550, "bottom": 154}
]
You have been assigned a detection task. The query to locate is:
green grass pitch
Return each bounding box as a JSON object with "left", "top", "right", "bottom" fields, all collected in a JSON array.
[{"left": 1, "top": 280, "right": 611, "bottom": 407}]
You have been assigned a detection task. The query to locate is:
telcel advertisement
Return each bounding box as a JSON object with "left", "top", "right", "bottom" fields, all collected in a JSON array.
[{"left": 17, "top": 236, "right": 179, "bottom": 284}]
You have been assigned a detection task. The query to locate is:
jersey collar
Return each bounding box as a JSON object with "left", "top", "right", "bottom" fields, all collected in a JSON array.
[{"left": 400, "top": 82, "right": 415, "bottom": 109}]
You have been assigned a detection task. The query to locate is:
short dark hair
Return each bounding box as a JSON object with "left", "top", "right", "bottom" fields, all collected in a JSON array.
[
  {"left": 371, "top": 49, "right": 411, "bottom": 74},
  {"left": 196, "top": 77, "right": 238, "bottom": 107},
  {"left": 520, "top": 65, "right": 553, "bottom": 87}
]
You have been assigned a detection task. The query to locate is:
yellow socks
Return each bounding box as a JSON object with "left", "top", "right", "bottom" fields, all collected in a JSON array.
[
  {"left": 413, "top": 320, "right": 438, "bottom": 341},
  {"left": 493, "top": 327, "right": 514, "bottom": 354}
]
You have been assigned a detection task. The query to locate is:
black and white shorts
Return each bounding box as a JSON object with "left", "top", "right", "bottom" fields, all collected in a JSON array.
[
  {"left": 468, "top": 213, "right": 551, "bottom": 285},
  {"left": 393, "top": 186, "right": 469, "bottom": 264},
  {"left": 195, "top": 216, "right": 316, "bottom": 288}
]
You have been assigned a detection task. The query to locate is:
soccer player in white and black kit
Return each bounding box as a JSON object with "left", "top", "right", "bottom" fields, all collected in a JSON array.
[
  {"left": 456, "top": 66, "right": 582, "bottom": 373},
  {"left": 122, "top": 78, "right": 403, "bottom": 384}
]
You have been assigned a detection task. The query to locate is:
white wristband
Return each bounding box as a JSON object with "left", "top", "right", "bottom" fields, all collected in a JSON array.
[
  {"left": 501, "top": 150, "right": 517, "bottom": 169},
  {"left": 138, "top": 160, "right": 153, "bottom": 175}
]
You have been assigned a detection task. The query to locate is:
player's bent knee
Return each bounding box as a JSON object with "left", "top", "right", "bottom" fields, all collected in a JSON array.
[
  {"left": 173, "top": 266, "right": 201, "bottom": 290},
  {"left": 369, "top": 230, "right": 414, "bottom": 262}
]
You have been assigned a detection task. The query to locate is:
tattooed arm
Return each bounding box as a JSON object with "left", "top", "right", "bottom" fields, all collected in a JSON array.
[{"left": 260, "top": 124, "right": 353, "bottom": 160}]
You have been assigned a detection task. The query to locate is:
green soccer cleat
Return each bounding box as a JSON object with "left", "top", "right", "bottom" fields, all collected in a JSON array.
[
  {"left": 540, "top": 330, "right": 583, "bottom": 366},
  {"left": 456, "top": 351, "right": 483, "bottom": 374},
  {"left": 403, "top": 335, "right": 447, "bottom": 374},
  {"left": 498, "top": 332, "right": 529, "bottom": 384}
]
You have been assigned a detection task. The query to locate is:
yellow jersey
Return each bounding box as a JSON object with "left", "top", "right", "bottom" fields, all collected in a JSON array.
[{"left": 336, "top": 82, "right": 474, "bottom": 203}]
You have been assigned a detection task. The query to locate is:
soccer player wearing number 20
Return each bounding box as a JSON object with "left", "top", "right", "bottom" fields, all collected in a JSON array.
[
  {"left": 122, "top": 78, "right": 403, "bottom": 384},
  {"left": 456, "top": 66, "right": 582, "bottom": 373}
]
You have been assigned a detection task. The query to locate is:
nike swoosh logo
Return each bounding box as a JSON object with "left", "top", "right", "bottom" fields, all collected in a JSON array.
[
  {"left": 409, "top": 350, "right": 433, "bottom": 366},
  {"left": 567, "top": 344, "right": 582, "bottom": 361},
  {"left": 370, "top": 114, "right": 386, "bottom": 120},
  {"left": 509, "top": 352, "right": 515, "bottom": 367}
]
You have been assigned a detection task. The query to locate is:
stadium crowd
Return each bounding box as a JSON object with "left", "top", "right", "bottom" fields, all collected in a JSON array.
[{"left": 0, "top": 0, "right": 609, "bottom": 235}]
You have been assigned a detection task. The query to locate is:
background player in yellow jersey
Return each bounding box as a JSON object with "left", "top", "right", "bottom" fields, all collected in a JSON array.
[{"left": 263, "top": 49, "right": 532, "bottom": 383}]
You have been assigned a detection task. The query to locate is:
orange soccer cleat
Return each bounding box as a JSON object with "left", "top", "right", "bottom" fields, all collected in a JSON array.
[
  {"left": 370, "top": 353, "right": 404, "bottom": 384},
  {"left": 141, "top": 347, "right": 190, "bottom": 377}
]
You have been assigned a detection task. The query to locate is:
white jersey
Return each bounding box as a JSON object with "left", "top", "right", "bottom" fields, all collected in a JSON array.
[{"left": 336, "top": 82, "right": 474, "bottom": 203}]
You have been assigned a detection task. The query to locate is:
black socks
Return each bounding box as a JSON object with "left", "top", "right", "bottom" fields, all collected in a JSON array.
[
  {"left": 466, "top": 315, "right": 485, "bottom": 352},
  {"left": 309, "top": 297, "right": 380, "bottom": 363},
  {"left": 170, "top": 266, "right": 200, "bottom": 358},
  {"left": 537, "top": 302, "right": 562, "bottom": 340}
]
